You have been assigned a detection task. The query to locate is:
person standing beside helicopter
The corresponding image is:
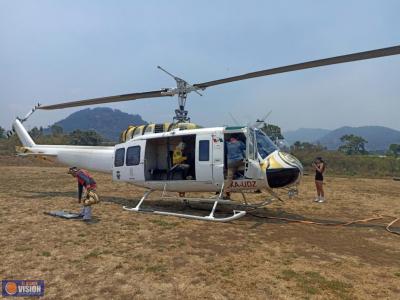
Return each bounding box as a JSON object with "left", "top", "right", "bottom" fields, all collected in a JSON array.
[
  {"left": 313, "top": 157, "right": 326, "bottom": 203},
  {"left": 223, "top": 135, "right": 246, "bottom": 199}
]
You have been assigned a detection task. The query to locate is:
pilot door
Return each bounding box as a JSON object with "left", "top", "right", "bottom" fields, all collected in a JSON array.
[
  {"left": 113, "top": 140, "right": 146, "bottom": 182},
  {"left": 244, "top": 128, "right": 263, "bottom": 179}
]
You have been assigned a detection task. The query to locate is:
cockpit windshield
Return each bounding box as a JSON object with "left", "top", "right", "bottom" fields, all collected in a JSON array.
[{"left": 255, "top": 129, "right": 278, "bottom": 159}]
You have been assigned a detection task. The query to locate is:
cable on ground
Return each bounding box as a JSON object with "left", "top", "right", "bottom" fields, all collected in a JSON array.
[{"left": 247, "top": 212, "right": 400, "bottom": 236}]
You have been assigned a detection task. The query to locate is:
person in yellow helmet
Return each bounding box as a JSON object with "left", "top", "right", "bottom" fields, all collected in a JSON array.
[
  {"left": 171, "top": 142, "right": 191, "bottom": 179},
  {"left": 173, "top": 142, "right": 187, "bottom": 165},
  {"left": 169, "top": 141, "right": 192, "bottom": 197}
]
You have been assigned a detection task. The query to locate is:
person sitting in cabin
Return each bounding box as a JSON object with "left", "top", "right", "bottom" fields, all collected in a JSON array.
[
  {"left": 68, "top": 167, "right": 99, "bottom": 223},
  {"left": 169, "top": 142, "right": 191, "bottom": 180},
  {"left": 223, "top": 135, "right": 246, "bottom": 199}
]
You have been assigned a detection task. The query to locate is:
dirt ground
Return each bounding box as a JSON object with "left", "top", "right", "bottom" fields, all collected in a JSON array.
[{"left": 0, "top": 156, "right": 399, "bottom": 299}]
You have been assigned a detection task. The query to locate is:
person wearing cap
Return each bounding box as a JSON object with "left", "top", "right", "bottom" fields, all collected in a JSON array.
[
  {"left": 68, "top": 167, "right": 99, "bottom": 222},
  {"left": 223, "top": 135, "right": 246, "bottom": 199}
]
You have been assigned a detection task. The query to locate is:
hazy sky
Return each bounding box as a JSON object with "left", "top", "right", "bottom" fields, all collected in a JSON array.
[{"left": 1, "top": 0, "right": 399, "bottom": 132}]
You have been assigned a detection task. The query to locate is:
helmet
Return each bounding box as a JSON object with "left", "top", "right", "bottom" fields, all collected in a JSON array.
[
  {"left": 67, "top": 166, "right": 79, "bottom": 174},
  {"left": 177, "top": 142, "right": 186, "bottom": 149}
]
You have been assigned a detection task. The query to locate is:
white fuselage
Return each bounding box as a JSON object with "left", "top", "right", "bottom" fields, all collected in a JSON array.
[
  {"left": 111, "top": 126, "right": 301, "bottom": 192},
  {"left": 13, "top": 119, "right": 302, "bottom": 193}
]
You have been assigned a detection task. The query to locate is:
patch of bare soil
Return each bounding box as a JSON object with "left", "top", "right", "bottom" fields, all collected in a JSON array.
[{"left": 0, "top": 159, "right": 399, "bottom": 299}]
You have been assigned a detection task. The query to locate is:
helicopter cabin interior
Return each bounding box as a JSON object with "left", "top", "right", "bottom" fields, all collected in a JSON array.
[
  {"left": 144, "top": 130, "right": 249, "bottom": 182},
  {"left": 145, "top": 135, "right": 197, "bottom": 181}
]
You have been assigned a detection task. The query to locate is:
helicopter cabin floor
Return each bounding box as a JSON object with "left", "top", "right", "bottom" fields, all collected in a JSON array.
[{"left": 0, "top": 155, "right": 399, "bottom": 299}]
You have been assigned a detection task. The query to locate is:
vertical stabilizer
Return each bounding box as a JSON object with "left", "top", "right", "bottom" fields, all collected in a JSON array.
[{"left": 12, "top": 119, "right": 36, "bottom": 147}]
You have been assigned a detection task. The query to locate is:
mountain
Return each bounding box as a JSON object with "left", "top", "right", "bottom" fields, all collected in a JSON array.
[
  {"left": 317, "top": 126, "right": 400, "bottom": 151},
  {"left": 49, "top": 107, "right": 147, "bottom": 141},
  {"left": 283, "top": 128, "right": 331, "bottom": 145}
]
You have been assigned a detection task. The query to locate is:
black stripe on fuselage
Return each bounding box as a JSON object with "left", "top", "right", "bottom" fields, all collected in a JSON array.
[{"left": 266, "top": 168, "right": 300, "bottom": 188}]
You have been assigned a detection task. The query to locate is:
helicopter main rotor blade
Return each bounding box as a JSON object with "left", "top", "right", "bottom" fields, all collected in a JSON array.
[
  {"left": 38, "top": 89, "right": 171, "bottom": 110},
  {"left": 194, "top": 45, "right": 400, "bottom": 89}
]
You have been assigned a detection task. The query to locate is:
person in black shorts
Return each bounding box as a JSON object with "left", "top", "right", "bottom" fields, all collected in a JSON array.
[{"left": 313, "top": 157, "right": 326, "bottom": 203}]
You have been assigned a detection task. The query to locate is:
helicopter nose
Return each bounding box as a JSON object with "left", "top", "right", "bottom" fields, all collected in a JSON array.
[
  {"left": 266, "top": 151, "right": 303, "bottom": 188},
  {"left": 266, "top": 167, "right": 301, "bottom": 188}
]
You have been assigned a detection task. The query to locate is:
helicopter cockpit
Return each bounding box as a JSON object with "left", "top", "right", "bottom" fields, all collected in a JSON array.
[
  {"left": 254, "top": 128, "right": 278, "bottom": 159},
  {"left": 221, "top": 127, "right": 279, "bottom": 181}
]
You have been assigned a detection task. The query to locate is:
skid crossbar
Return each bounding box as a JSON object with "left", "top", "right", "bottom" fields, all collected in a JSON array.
[{"left": 122, "top": 189, "right": 246, "bottom": 222}]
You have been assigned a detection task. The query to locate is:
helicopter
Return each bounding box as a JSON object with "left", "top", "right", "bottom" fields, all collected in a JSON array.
[{"left": 10, "top": 45, "right": 400, "bottom": 222}]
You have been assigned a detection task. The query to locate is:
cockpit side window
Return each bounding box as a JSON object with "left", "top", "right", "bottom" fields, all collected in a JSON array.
[{"left": 255, "top": 129, "right": 278, "bottom": 159}]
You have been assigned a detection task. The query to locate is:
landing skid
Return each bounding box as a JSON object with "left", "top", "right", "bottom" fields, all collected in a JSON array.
[{"left": 122, "top": 187, "right": 247, "bottom": 222}]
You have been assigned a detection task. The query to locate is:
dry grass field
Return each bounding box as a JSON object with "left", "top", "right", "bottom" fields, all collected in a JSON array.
[{"left": 0, "top": 156, "right": 399, "bottom": 299}]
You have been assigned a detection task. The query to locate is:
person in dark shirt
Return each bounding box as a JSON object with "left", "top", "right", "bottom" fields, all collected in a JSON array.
[
  {"left": 312, "top": 157, "right": 326, "bottom": 203},
  {"left": 68, "top": 167, "right": 99, "bottom": 222}
]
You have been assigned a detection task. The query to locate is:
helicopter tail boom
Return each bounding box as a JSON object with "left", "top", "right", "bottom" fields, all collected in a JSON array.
[{"left": 12, "top": 118, "right": 114, "bottom": 173}]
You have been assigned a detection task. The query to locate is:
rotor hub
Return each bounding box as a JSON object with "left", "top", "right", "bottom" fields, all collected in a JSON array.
[{"left": 158, "top": 66, "right": 203, "bottom": 123}]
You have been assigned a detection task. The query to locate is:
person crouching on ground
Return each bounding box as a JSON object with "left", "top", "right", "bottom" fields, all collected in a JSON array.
[
  {"left": 68, "top": 167, "right": 99, "bottom": 222},
  {"left": 313, "top": 157, "right": 326, "bottom": 203}
]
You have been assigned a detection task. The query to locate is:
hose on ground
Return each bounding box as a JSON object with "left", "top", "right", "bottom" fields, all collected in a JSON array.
[{"left": 247, "top": 212, "right": 400, "bottom": 236}]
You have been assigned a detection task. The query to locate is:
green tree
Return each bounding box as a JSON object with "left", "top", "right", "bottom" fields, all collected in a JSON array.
[
  {"left": 291, "top": 141, "right": 325, "bottom": 152},
  {"left": 50, "top": 125, "right": 63, "bottom": 136},
  {"left": 29, "top": 127, "right": 42, "bottom": 139},
  {"left": 387, "top": 144, "right": 400, "bottom": 158},
  {"left": 69, "top": 130, "right": 104, "bottom": 146},
  {"left": 338, "top": 134, "right": 368, "bottom": 155},
  {"left": 260, "top": 123, "right": 284, "bottom": 141},
  {"left": 0, "top": 126, "right": 5, "bottom": 139}
]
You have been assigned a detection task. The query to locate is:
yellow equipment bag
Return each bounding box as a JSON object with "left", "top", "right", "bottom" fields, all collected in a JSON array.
[{"left": 83, "top": 190, "right": 100, "bottom": 206}]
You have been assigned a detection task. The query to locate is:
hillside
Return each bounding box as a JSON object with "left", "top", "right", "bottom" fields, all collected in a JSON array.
[
  {"left": 49, "top": 107, "right": 147, "bottom": 141},
  {"left": 283, "top": 128, "right": 331, "bottom": 145},
  {"left": 317, "top": 126, "right": 400, "bottom": 151}
]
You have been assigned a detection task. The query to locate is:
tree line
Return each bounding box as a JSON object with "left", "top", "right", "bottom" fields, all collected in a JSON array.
[
  {"left": 260, "top": 125, "right": 400, "bottom": 177},
  {"left": 290, "top": 134, "right": 400, "bottom": 158},
  {"left": 0, "top": 125, "right": 107, "bottom": 155},
  {"left": 260, "top": 124, "right": 400, "bottom": 157},
  {"left": 27, "top": 125, "right": 105, "bottom": 146}
]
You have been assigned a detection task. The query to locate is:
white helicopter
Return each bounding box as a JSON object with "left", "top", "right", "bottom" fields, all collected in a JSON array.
[{"left": 10, "top": 45, "right": 400, "bottom": 222}]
